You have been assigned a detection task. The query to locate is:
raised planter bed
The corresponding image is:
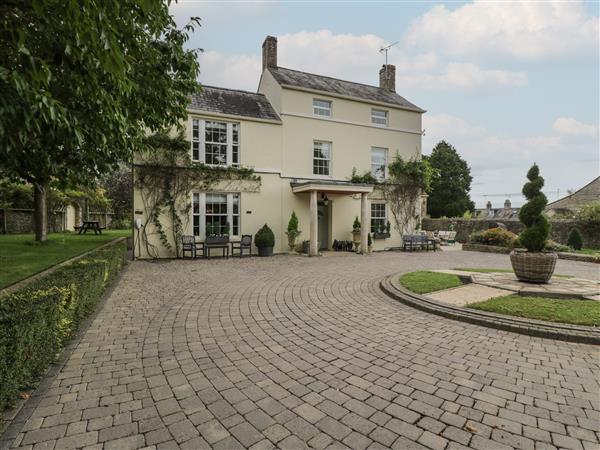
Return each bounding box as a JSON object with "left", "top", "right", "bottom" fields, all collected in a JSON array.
[{"left": 463, "top": 243, "right": 600, "bottom": 264}]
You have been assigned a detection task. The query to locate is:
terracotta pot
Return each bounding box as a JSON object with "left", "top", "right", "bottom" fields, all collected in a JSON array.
[{"left": 510, "top": 250, "right": 557, "bottom": 283}]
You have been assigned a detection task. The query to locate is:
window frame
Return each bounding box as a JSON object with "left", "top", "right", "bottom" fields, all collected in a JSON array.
[
  {"left": 190, "top": 118, "right": 240, "bottom": 167},
  {"left": 191, "top": 192, "right": 241, "bottom": 238},
  {"left": 371, "top": 109, "right": 388, "bottom": 127},
  {"left": 313, "top": 99, "right": 332, "bottom": 118},
  {"left": 370, "top": 202, "right": 387, "bottom": 234},
  {"left": 371, "top": 147, "right": 388, "bottom": 181},
  {"left": 313, "top": 140, "right": 332, "bottom": 176}
]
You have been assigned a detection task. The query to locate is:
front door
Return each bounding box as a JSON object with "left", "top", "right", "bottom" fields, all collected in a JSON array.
[{"left": 318, "top": 202, "right": 329, "bottom": 250}]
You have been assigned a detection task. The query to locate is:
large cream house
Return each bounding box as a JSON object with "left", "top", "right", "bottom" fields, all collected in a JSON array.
[{"left": 133, "top": 36, "right": 425, "bottom": 258}]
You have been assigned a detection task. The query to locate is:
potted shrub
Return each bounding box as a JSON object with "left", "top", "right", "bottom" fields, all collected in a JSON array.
[
  {"left": 285, "top": 211, "right": 301, "bottom": 251},
  {"left": 510, "top": 164, "right": 557, "bottom": 283},
  {"left": 373, "top": 221, "right": 391, "bottom": 239},
  {"left": 352, "top": 216, "right": 361, "bottom": 246},
  {"left": 255, "top": 224, "right": 275, "bottom": 257},
  {"left": 368, "top": 233, "right": 373, "bottom": 252}
]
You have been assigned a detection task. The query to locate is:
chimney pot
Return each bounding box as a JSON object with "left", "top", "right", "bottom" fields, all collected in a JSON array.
[
  {"left": 379, "top": 64, "right": 396, "bottom": 92},
  {"left": 486, "top": 201, "right": 492, "bottom": 210},
  {"left": 504, "top": 199, "right": 512, "bottom": 209},
  {"left": 262, "top": 36, "right": 277, "bottom": 71}
]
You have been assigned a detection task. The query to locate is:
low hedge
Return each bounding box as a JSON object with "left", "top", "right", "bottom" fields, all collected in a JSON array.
[{"left": 0, "top": 241, "right": 127, "bottom": 410}]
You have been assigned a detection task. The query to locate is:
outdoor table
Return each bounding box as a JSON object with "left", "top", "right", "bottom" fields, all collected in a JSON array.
[{"left": 78, "top": 220, "right": 103, "bottom": 235}]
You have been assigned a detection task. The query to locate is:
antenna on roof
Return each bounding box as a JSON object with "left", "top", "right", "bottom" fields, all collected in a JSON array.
[{"left": 379, "top": 41, "right": 399, "bottom": 65}]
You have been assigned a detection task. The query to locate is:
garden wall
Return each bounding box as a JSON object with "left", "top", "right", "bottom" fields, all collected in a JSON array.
[
  {"left": 422, "top": 218, "right": 600, "bottom": 249},
  {"left": 0, "top": 208, "right": 114, "bottom": 234}
]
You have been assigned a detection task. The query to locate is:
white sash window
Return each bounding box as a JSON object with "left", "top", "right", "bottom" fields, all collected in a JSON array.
[{"left": 191, "top": 119, "right": 240, "bottom": 167}]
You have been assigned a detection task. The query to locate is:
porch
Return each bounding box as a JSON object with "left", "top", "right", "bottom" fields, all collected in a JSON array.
[{"left": 290, "top": 180, "right": 374, "bottom": 256}]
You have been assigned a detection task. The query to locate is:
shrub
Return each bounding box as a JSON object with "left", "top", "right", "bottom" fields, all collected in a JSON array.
[
  {"left": 0, "top": 242, "right": 126, "bottom": 410},
  {"left": 545, "top": 240, "right": 570, "bottom": 252},
  {"left": 518, "top": 164, "right": 550, "bottom": 252},
  {"left": 567, "top": 228, "right": 583, "bottom": 251},
  {"left": 286, "top": 212, "right": 301, "bottom": 250},
  {"left": 576, "top": 200, "right": 600, "bottom": 222},
  {"left": 469, "top": 227, "right": 518, "bottom": 248},
  {"left": 255, "top": 224, "right": 275, "bottom": 248},
  {"left": 353, "top": 217, "right": 361, "bottom": 232}
]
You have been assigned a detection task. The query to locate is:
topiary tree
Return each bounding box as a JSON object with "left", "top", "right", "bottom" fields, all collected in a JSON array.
[
  {"left": 518, "top": 164, "right": 551, "bottom": 252},
  {"left": 286, "top": 211, "right": 301, "bottom": 250},
  {"left": 255, "top": 224, "right": 275, "bottom": 248},
  {"left": 567, "top": 228, "right": 583, "bottom": 250},
  {"left": 353, "top": 216, "right": 361, "bottom": 232}
]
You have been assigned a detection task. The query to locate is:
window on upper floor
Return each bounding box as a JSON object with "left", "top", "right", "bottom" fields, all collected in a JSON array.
[
  {"left": 191, "top": 119, "right": 239, "bottom": 166},
  {"left": 313, "top": 141, "right": 331, "bottom": 176},
  {"left": 313, "top": 99, "right": 332, "bottom": 118},
  {"left": 371, "top": 147, "right": 388, "bottom": 180},
  {"left": 371, "top": 109, "right": 388, "bottom": 127},
  {"left": 371, "top": 202, "right": 386, "bottom": 233}
]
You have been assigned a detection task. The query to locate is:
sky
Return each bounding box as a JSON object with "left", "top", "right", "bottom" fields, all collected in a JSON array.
[{"left": 170, "top": 0, "right": 599, "bottom": 208}]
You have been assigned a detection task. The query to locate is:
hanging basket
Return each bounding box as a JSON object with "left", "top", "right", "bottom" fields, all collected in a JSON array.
[{"left": 510, "top": 250, "right": 557, "bottom": 283}]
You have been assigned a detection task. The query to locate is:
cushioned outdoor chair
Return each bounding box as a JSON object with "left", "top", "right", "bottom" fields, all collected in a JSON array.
[{"left": 231, "top": 234, "right": 252, "bottom": 257}]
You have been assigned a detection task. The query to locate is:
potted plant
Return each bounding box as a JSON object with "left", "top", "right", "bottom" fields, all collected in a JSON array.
[
  {"left": 352, "top": 216, "right": 361, "bottom": 247},
  {"left": 510, "top": 164, "right": 557, "bottom": 283},
  {"left": 255, "top": 224, "right": 275, "bottom": 257},
  {"left": 368, "top": 233, "right": 373, "bottom": 252},
  {"left": 285, "top": 211, "right": 301, "bottom": 251},
  {"left": 373, "top": 221, "right": 391, "bottom": 239}
]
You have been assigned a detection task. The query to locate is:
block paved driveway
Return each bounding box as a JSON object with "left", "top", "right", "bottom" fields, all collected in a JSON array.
[{"left": 6, "top": 251, "right": 600, "bottom": 450}]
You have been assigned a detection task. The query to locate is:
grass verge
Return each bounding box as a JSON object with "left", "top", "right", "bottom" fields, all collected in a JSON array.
[
  {"left": 0, "top": 230, "right": 130, "bottom": 289},
  {"left": 454, "top": 268, "right": 572, "bottom": 278},
  {"left": 468, "top": 295, "right": 600, "bottom": 327},
  {"left": 399, "top": 271, "right": 463, "bottom": 294}
]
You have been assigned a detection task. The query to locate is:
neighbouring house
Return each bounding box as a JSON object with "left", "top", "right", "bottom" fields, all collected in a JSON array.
[
  {"left": 133, "top": 36, "right": 425, "bottom": 258},
  {"left": 474, "top": 199, "right": 520, "bottom": 220},
  {"left": 545, "top": 176, "right": 600, "bottom": 217}
]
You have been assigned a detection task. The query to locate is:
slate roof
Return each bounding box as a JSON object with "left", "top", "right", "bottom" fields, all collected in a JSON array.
[
  {"left": 268, "top": 67, "right": 425, "bottom": 112},
  {"left": 189, "top": 86, "right": 281, "bottom": 121}
]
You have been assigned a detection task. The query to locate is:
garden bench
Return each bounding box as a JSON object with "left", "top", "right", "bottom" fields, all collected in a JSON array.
[
  {"left": 204, "top": 235, "right": 230, "bottom": 259},
  {"left": 403, "top": 234, "right": 428, "bottom": 251}
]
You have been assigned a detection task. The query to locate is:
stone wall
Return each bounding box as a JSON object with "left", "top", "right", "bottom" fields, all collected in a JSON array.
[
  {"left": 422, "top": 218, "right": 600, "bottom": 249},
  {"left": 1, "top": 209, "right": 65, "bottom": 234}
]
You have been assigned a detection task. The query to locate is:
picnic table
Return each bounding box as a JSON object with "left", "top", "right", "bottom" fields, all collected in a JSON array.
[{"left": 77, "top": 220, "right": 105, "bottom": 235}]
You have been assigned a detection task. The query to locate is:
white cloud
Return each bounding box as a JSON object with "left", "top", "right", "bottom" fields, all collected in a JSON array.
[
  {"left": 197, "top": 30, "right": 528, "bottom": 92},
  {"left": 404, "top": 1, "right": 599, "bottom": 60},
  {"left": 553, "top": 117, "right": 598, "bottom": 137}
]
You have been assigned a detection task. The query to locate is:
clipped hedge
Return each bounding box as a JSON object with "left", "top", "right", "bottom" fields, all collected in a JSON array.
[{"left": 0, "top": 241, "right": 127, "bottom": 410}]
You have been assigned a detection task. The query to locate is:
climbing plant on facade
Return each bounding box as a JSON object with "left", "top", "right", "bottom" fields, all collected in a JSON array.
[
  {"left": 379, "top": 155, "right": 434, "bottom": 235},
  {"left": 134, "top": 132, "right": 260, "bottom": 258}
]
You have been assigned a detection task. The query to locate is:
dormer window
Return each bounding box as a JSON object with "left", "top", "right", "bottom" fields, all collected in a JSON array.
[
  {"left": 371, "top": 109, "right": 388, "bottom": 127},
  {"left": 313, "top": 99, "right": 332, "bottom": 118}
]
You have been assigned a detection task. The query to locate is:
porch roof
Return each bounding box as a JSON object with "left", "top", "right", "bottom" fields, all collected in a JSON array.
[{"left": 290, "top": 180, "right": 374, "bottom": 195}]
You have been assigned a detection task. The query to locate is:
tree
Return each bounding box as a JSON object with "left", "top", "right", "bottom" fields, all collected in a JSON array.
[
  {"left": 380, "top": 155, "right": 434, "bottom": 235},
  {"left": 518, "top": 164, "right": 550, "bottom": 252},
  {"left": 100, "top": 165, "right": 133, "bottom": 227},
  {"left": 0, "top": 1, "right": 201, "bottom": 241},
  {"left": 567, "top": 228, "right": 583, "bottom": 251},
  {"left": 425, "top": 141, "right": 475, "bottom": 218}
]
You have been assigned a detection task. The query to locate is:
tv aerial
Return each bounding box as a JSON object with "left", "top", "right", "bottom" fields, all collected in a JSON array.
[{"left": 379, "top": 41, "right": 399, "bottom": 65}]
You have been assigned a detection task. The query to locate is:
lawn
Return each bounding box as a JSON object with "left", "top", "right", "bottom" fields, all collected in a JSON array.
[
  {"left": 0, "top": 230, "right": 130, "bottom": 289},
  {"left": 399, "top": 271, "right": 463, "bottom": 294},
  {"left": 573, "top": 248, "right": 600, "bottom": 257},
  {"left": 469, "top": 295, "right": 600, "bottom": 327}
]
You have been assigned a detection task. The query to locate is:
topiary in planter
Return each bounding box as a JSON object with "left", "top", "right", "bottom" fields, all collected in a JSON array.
[
  {"left": 285, "top": 211, "right": 301, "bottom": 251},
  {"left": 255, "top": 224, "right": 275, "bottom": 256},
  {"left": 567, "top": 228, "right": 583, "bottom": 251},
  {"left": 510, "top": 164, "right": 556, "bottom": 282}
]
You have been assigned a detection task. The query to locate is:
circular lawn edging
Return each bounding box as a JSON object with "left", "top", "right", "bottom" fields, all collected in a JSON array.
[{"left": 380, "top": 274, "right": 600, "bottom": 345}]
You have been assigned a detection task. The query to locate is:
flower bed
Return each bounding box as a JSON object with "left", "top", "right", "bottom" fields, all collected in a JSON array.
[{"left": 0, "top": 241, "right": 127, "bottom": 410}]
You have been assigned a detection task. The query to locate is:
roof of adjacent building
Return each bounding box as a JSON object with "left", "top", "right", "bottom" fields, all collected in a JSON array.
[
  {"left": 189, "top": 86, "right": 281, "bottom": 121},
  {"left": 268, "top": 67, "right": 425, "bottom": 112}
]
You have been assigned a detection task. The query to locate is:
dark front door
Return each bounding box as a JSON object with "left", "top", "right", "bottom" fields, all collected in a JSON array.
[{"left": 318, "top": 202, "right": 329, "bottom": 250}]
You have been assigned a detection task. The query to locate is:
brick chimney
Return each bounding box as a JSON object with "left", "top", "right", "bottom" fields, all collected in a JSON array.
[
  {"left": 379, "top": 64, "right": 396, "bottom": 92},
  {"left": 504, "top": 199, "right": 512, "bottom": 210},
  {"left": 262, "top": 36, "right": 277, "bottom": 71}
]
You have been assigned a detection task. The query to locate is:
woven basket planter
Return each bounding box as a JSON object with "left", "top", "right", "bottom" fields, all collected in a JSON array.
[{"left": 510, "top": 250, "right": 558, "bottom": 283}]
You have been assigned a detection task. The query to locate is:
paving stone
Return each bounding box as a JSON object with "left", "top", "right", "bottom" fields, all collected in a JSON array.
[{"left": 4, "top": 254, "right": 599, "bottom": 450}]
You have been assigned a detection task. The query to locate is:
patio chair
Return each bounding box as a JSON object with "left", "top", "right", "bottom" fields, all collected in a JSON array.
[
  {"left": 232, "top": 234, "right": 252, "bottom": 257},
  {"left": 447, "top": 231, "right": 457, "bottom": 245},
  {"left": 182, "top": 235, "right": 197, "bottom": 258}
]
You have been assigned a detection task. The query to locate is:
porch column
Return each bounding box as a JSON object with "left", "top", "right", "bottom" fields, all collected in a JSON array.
[
  {"left": 360, "top": 192, "right": 369, "bottom": 254},
  {"left": 309, "top": 190, "right": 318, "bottom": 256}
]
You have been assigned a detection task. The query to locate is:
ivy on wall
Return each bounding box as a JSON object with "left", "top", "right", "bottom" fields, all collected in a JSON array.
[{"left": 134, "top": 132, "right": 260, "bottom": 258}]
